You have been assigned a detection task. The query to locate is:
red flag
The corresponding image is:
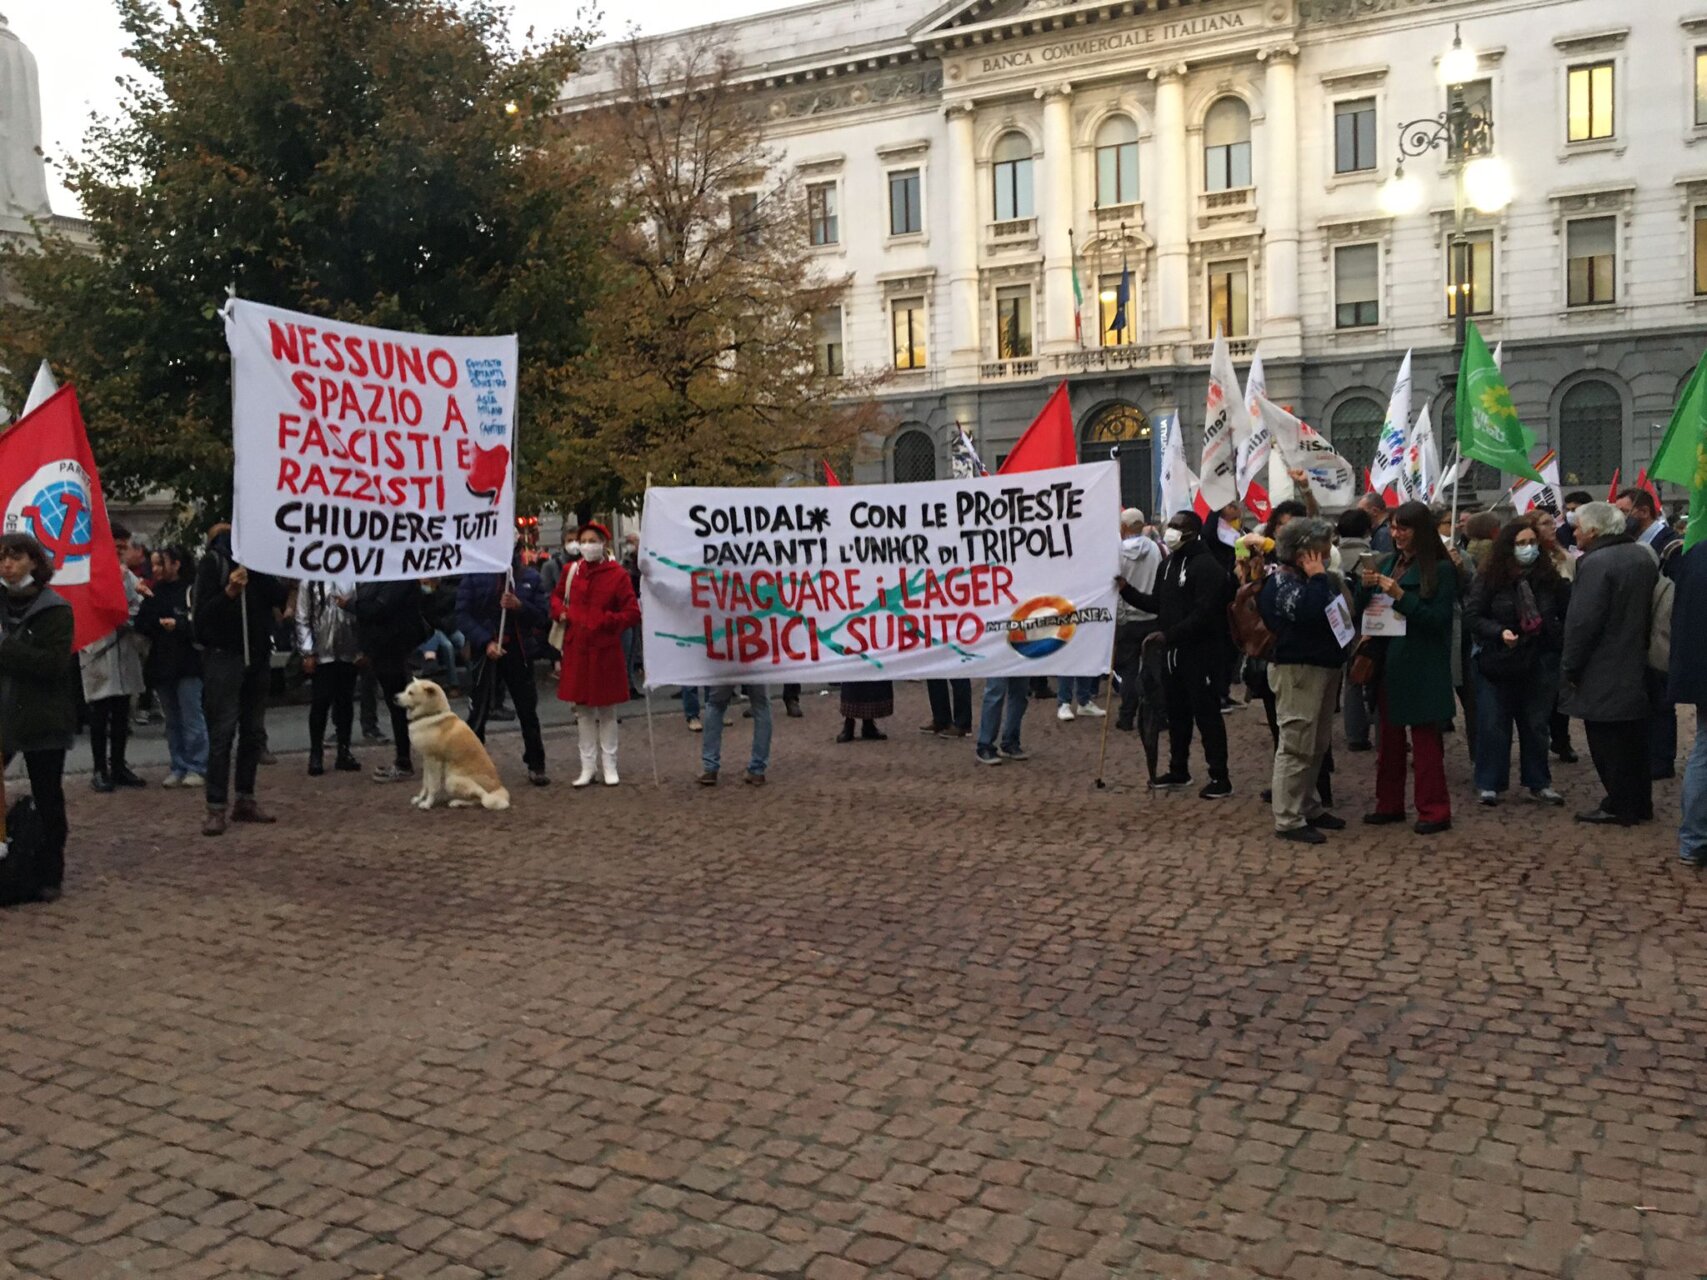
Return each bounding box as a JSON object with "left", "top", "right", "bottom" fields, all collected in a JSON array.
[
  {"left": 822, "top": 459, "right": 841, "bottom": 487},
  {"left": 0, "top": 385, "right": 130, "bottom": 652},
  {"left": 1635, "top": 466, "right": 1661, "bottom": 506},
  {"left": 997, "top": 382, "right": 1077, "bottom": 474},
  {"left": 1606, "top": 467, "right": 1620, "bottom": 502},
  {"left": 1244, "top": 479, "right": 1271, "bottom": 523}
]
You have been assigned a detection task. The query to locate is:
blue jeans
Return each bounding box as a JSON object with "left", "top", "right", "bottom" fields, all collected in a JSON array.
[
  {"left": 702, "top": 684, "right": 771, "bottom": 777},
  {"left": 1472, "top": 653, "right": 1557, "bottom": 793},
  {"left": 414, "top": 630, "right": 464, "bottom": 689},
  {"left": 682, "top": 686, "right": 701, "bottom": 721},
  {"left": 1057, "top": 675, "right": 1100, "bottom": 708},
  {"left": 977, "top": 677, "right": 1029, "bottom": 752},
  {"left": 158, "top": 677, "right": 209, "bottom": 777},
  {"left": 1681, "top": 723, "right": 1707, "bottom": 860}
]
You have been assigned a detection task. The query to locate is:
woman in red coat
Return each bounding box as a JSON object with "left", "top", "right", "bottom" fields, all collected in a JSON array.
[{"left": 551, "top": 521, "right": 642, "bottom": 786}]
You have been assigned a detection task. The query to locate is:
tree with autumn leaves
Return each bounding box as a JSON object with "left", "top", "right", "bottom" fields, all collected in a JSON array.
[{"left": 1, "top": 3, "right": 882, "bottom": 521}]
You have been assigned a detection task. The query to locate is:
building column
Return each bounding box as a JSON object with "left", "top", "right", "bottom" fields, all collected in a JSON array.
[
  {"left": 1149, "top": 63, "right": 1191, "bottom": 344},
  {"left": 944, "top": 103, "right": 981, "bottom": 370},
  {"left": 1261, "top": 44, "right": 1302, "bottom": 351},
  {"left": 1038, "top": 82, "right": 1076, "bottom": 353}
]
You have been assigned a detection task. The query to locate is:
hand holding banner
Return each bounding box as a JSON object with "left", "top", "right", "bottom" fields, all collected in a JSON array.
[{"left": 223, "top": 300, "right": 519, "bottom": 581}]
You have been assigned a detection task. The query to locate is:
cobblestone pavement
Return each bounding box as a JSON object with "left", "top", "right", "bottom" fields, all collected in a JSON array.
[{"left": 4, "top": 685, "right": 1706, "bottom": 1280}]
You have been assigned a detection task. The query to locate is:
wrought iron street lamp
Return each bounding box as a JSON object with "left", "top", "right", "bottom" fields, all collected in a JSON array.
[{"left": 1378, "top": 24, "right": 1512, "bottom": 391}]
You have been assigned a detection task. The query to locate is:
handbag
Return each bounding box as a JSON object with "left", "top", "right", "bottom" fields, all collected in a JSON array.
[
  {"left": 547, "top": 562, "right": 577, "bottom": 652},
  {"left": 1347, "top": 636, "right": 1384, "bottom": 687},
  {"left": 1476, "top": 637, "right": 1536, "bottom": 683}
]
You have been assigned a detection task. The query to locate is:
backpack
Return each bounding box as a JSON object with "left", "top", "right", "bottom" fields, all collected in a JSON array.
[
  {"left": 1648, "top": 541, "right": 1681, "bottom": 673},
  {"left": 0, "top": 794, "right": 51, "bottom": 908},
  {"left": 1227, "top": 578, "right": 1275, "bottom": 660}
]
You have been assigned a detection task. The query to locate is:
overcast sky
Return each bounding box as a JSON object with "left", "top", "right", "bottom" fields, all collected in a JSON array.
[{"left": 16, "top": 0, "right": 800, "bottom": 215}]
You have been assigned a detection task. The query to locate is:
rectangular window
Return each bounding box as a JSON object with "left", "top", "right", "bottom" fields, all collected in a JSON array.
[
  {"left": 993, "top": 158, "right": 1034, "bottom": 221},
  {"left": 1567, "top": 61, "right": 1614, "bottom": 142},
  {"left": 1446, "top": 232, "right": 1495, "bottom": 317},
  {"left": 1096, "top": 142, "right": 1139, "bottom": 206},
  {"left": 892, "top": 297, "right": 926, "bottom": 370},
  {"left": 1456, "top": 79, "right": 1493, "bottom": 157},
  {"left": 1697, "top": 49, "right": 1707, "bottom": 127},
  {"left": 1205, "top": 142, "right": 1252, "bottom": 193},
  {"left": 1099, "top": 273, "right": 1134, "bottom": 346},
  {"left": 888, "top": 169, "right": 921, "bottom": 237},
  {"left": 1208, "top": 261, "right": 1249, "bottom": 338},
  {"left": 729, "top": 191, "right": 760, "bottom": 244},
  {"left": 1334, "top": 244, "right": 1379, "bottom": 329},
  {"left": 807, "top": 181, "right": 839, "bottom": 246},
  {"left": 995, "top": 286, "right": 1032, "bottom": 359},
  {"left": 1695, "top": 209, "right": 1707, "bottom": 298},
  {"left": 1333, "top": 99, "right": 1377, "bottom": 174},
  {"left": 814, "top": 308, "right": 844, "bottom": 377},
  {"left": 1566, "top": 216, "right": 1616, "bottom": 307}
]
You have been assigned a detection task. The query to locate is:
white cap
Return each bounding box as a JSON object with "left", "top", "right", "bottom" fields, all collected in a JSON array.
[{"left": 1120, "top": 507, "right": 1145, "bottom": 528}]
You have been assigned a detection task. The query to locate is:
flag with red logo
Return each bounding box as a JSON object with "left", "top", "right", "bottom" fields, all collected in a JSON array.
[{"left": 0, "top": 385, "right": 131, "bottom": 651}]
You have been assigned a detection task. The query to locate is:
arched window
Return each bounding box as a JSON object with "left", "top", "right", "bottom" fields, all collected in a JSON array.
[
  {"left": 992, "top": 132, "right": 1034, "bottom": 221},
  {"left": 1329, "top": 396, "right": 1385, "bottom": 478},
  {"left": 893, "top": 429, "right": 937, "bottom": 483},
  {"left": 1081, "top": 403, "right": 1152, "bottom": 511},
  {"left": 1204, "top": 97, "right": 1252, "bottom": 193},
  {"left": 1095, "top": 116, "right": 1139, "bottom": 207},
  {"left": 1557, "top": 379, "right": 1623, "bottom": 487}
]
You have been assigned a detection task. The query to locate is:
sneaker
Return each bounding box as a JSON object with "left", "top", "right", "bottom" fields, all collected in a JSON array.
[
  {"left": 1277, "top": 826, "right": 1327, "bottom": 845},
  {"left": 1478, "top": 790, "right": 1499, "bottom": 806},
  {"left": 1528, "top": 787, "right": 1564, "bottom": 806},
  {"left": 1056, "top": 704, "right": 1075, "bottom": 722},
  {"left": 999, "top": 744, "right": 1029, "bottom": 762},
  {"left": 1199, "top": 778, "right": 1233, "bottom": 800},
  {"left": 974, "top": 745, "right": 1003, "bottom": 766},
  {"left": 1077, "top": 703, "right": 1107, "bottom": 719},
  {"left": 181, "top": 773, "right": 206, "bottom": 789},
  {"left": 698, "top": 771, "right": 719, "bottom": 786},
  {"left": 1149, "top": 771, "right": 1192, "bottom": 791},
  {"left": 686, "top": 717, "right": 704, "bottom": 733},
  {"left": 1679, "top": 847, "right": 1707, "bottom": 867},
  {"left": 372, "top": 764, "right": 415, "bottom": 783},
  {"left": 1219, "top": 698, "right": 1240, "bottom": 715},
  {"left": 161, "top": 773, "right": 184, "bottom": 789},
  {"left": 89, "top": 771, "right": 114, "bottom": 794}
]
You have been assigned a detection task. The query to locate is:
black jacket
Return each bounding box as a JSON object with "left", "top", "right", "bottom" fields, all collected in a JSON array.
[
  {"left": 1466, "top": 568, "right": 1569, "bottom": 655},
  {"left": 135, "top": 576, "right": 202, "bottom": 683},
  {"left": 350, "top": 581, "right": 430, "bottom": 658},
  {"left": 1669, "top": 541, "right": 1707, "bottom": 706},
  {"left": 1258, "top": 567, "right": 1347, "bottom": 668},
  {"left": 192, "top": 532, "right": 287, "bottom": 662},
  {"left": 1119, "top": 537, "right": 1230, "bottom": 654},
  {"left": 0, "top": 586, "right": 76, "bottom": 755}
]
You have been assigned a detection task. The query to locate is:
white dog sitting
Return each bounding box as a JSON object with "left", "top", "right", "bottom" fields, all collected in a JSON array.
[{"left": 394, "top": 678, "right": 511, "bottom": 811}]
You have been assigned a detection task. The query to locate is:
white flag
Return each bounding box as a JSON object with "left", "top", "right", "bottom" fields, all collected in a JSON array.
[
  {"left": 1368, "top": 349, "right": 1412, "bottom": 498},
  {"left": 1430, "top": 447, "right": 1472, "bottom": 502},
  {"left": 1236, "top": 351, "right": 1270, "bottom": 500},
  {"left": 1400, "top": 403, "right": 1437, "bottom": 504},
  {"left": 1199, "top": 334, "right": 1246, "bottom": 510},
  {"left": 1510, "top": 451, "right": 1562, "bottom": 515},
  {"left": 1156, "top": 411, "right": 1198, "bottom": 521},
  {"left": 1492, "top": 341, "right": 1503, "bottom": 369},
  {"left": 1259, "top": 396, "right": 1358, "bottom": 514},
  {"left": 21, "top": 360, "right": 58, "bottom": 417}
]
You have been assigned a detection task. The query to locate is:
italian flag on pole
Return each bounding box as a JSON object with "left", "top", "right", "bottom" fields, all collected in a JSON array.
[
  {"left": 1651, "top": 347, "right": 1707, "bottom": 549},
  {"left": 1071, "top": 269, "right": 1084, "bottom": 346}
]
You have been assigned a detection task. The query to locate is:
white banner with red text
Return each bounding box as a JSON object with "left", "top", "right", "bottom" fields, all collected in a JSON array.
[
  {"left": 224, "top": 299, "right": 517, "bottom": 581},
  {"left": 639, "top": 463, "right": 1121, "bottom": 686}
]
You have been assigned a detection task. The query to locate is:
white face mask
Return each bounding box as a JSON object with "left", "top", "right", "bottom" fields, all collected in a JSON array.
[
  {"left": 1563, "top": 510, "right": 1578, "bottom": 528},
  {"left": 1514, "top": 544, "right": 1540, "bottom": 566},
  {"left": 578, "top": 540, "right": 606, "bottom": 562},
  {"left": 1162, "top": 527, "right": 1184, "bottom": 549}
]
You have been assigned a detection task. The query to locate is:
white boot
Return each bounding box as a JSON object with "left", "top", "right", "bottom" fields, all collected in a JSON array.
[
  {"left": 573, "top": 712, "right": 599, "bottom": 787},
  {"left": 598, "top": 714, "right": 620, "bottom": 785}
]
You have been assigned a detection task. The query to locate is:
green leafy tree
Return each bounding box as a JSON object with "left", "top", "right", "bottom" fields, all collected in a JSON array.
[
  {"left": 534, "top": 36, "right": 890, "bottom": 513},
  {"left": 1, "top": 0, "right": 603, "bottom": 519}
]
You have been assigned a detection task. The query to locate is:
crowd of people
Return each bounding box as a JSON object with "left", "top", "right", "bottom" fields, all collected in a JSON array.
[{"left": 1, "top": 479, "right": 1702, "bottom": 907}]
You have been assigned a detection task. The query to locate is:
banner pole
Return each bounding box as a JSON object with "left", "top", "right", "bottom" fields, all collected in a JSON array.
[
  {"left": 642, "top": 473, "right": 660, "bottom": 789},
  {"left": 1448, "top": 444, "right": 1463, "bottom": 538}
]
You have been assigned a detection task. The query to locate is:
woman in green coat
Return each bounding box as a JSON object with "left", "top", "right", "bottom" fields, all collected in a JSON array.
[{"left": 1357, "top": 502, "right": 1457, "bottom": 834}]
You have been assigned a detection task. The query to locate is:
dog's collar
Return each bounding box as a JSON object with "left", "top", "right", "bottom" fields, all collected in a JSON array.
[{"left": 408, "top": 709, "right": 455, "bottom": 727}]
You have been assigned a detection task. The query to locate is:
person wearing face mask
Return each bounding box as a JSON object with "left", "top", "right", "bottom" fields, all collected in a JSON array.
[
  {"left": 1116, "top": 511, "right": 1233, "bottom": 799},
  {"left": 1533, "top": 511, "right": 1579, "bottom": 763},
  {"left": 552, "top": 521, "right": 642, "bottom": 786},
  {"left": 456, "top": 543, "right": 551, "bottom": 787},
  {"left": 0, "top": 534, "right": 74, "bottom": 902},
  {"left": 1466, "top": 517, "right": 1569, "bottom": 807}
]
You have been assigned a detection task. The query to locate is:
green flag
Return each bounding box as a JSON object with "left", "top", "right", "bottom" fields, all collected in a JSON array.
[
  {"left": 1651, "top": 348, "right": 1707, "bottom": 549},
  {"left": 1456, "top": 322, "right": 1543, "bottom": 483}
]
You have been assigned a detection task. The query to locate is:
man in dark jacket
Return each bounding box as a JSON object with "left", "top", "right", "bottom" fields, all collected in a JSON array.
[
  {"left": 1667, "top": 539, "right": 1707, "bottom": 865},
  {"left": 1258, "top": 517, "right": 1349, "bottom": 843},
  {"left": 1561, "top": 502, "right": 1658, "bottom": 826},
  {"left": 349, "top": 580, "right": 429, "bottom": 782},
  {"left": 193, "top": 526, "right": 289, "bottom": 836},
  {"left": 456, "top": 545, "right": 550, "bottom": 786},
  {"left": 1616, "top": 487, "right": 1682, "bottom": 778},
  {"left": 1118, "top": 510, "right": 1232, "bottom": 798}
]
